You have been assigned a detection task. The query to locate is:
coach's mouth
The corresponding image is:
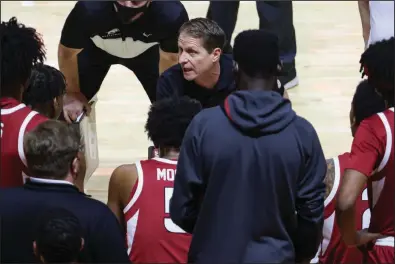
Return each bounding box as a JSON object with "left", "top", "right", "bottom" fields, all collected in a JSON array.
[{"left": 182, "top": 67, "right": 193, "bottom": 73}]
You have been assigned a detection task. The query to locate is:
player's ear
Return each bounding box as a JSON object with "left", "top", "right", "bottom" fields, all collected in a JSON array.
[
  {"left": 211, "top": 48, "right": 221, "bottom": 63},
  {"left": 71, "top": 156, "right": 79, "bottom": 177},
  {"left": 32, "top": 241, "right": 38, "bottom": 256},
  {"left": 80, "top": 237, "right": 85, "bottom": 251}
]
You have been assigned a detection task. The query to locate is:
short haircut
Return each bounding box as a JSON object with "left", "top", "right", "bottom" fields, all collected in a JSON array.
[
  {"left": 0, "top": 17, "right": 46, "bottom": 97},
  {"left": 360, "top": 37, "right": 394, "bottom": 106},
  {"left": 24, "top": 120, "right": 83, "bottom": 179},
  {"left": 34, "top": 208, "right": 83, "bottom": 263},
  {"left": 23, "top": 64, "right": 66, "bottom": 106},
  {"left": 352, "top": 79, "right": 387, "bottom": 125},
  {"left": 145, "top": 96, "right": 202, "bottom": 149},
  {"left": 233, "top": 29, "right": 281, "bottom": 78},
  {"left": 179, "top": 18, "right": 226, "bottom": 52}
]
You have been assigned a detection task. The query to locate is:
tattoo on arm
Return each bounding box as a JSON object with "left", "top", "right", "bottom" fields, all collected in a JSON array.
[{"left": 324, "top": 158, "right": 335, "bottom": 200}]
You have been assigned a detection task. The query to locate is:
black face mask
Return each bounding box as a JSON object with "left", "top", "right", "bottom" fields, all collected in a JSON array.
[{"left": 114, "top": 1, "right": 149, "bottom": 24}]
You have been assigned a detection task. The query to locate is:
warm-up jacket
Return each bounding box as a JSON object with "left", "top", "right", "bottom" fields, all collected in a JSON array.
[{"left": 170, "top": 90, "right": 326, "bottom": 263}]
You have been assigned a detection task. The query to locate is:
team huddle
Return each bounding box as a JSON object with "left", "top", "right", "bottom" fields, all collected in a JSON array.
[{"left": 0, "top": 1, "right": 394, "bottom": 263}]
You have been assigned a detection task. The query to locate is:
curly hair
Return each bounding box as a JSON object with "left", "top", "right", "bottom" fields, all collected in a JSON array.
[
  {"left": 360, "top": 37, "right": 394, "bottom": 106},
  {"left": 34, "top": 208, "right": 83, "bottom": 263},
  {"left": 0, "top": 17, "right": 46, "bottom": 97},
  {"left": 23, "top": 64, "right": 66, "bottom": 106},
  {"left": 145, "top": 96, "right": 202, "bottom": 149},
  {"left": 352, "top": 80, "right": 387, "bottom": 125}
]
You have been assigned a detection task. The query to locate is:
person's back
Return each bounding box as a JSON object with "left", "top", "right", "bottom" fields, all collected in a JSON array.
[
  {"left": 186, "top": 91, "right": 322, "bottom": 262},
  {"left": 107, "top": 97, "right": 201, "bottom": 263},
  {"left": 0, "top": 17, "right": 47, "bottom": 187},
  {"left": 170, "top": 30, "right": 326, "bottom": 263},
  {"left": 1, "top": 100, "right": 46, "bottom": 187},
  {"left": 0, "top": 120, "right": 129, "bottom": 263},
  {"left": 0, "top": 181, "right": 127, "bottom": 263},
  {"left": 125, "top": 158, "right": 191, "bottom": 262}
]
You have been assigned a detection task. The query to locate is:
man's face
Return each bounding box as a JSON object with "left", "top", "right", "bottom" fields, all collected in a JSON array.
[
  {"left": 178, "top": 33, "right": 219, "bottom": 81},
  {"left": 114, "top": 1, "right": 150, "bottom": 24}
]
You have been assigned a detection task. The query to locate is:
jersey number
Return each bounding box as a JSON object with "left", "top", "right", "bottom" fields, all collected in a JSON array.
[
  {"left": 164, "top": 187, "right": 187, "bottom": 234},
  {"left": 1, "top": 122, "right": 3, "bottom": 138}
]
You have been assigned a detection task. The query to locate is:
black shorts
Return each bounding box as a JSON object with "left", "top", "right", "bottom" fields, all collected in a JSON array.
[{"left": 77, "top": 41, "right": 160, "bottom": 102}]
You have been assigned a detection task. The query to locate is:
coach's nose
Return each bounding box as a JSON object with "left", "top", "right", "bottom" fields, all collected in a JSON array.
[{"left": 178, "top": 51, "right": 188, "bottom": 65}]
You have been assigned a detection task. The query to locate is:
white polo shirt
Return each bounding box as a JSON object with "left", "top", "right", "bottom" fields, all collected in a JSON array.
[{"left": 368, "top": 1, "right": 394, "bottom": 46}]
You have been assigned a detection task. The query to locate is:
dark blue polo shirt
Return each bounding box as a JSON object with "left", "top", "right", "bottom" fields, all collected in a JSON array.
[
  {"left": 156, "top": 54, "right": 235, "bottom": 108},
  {"left": 60, "top": 1, "right": 188, "bottom": 58}
]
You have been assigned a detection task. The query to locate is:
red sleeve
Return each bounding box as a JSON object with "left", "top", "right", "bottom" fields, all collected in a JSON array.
[
  {"left": 346, "top": 118, "right": 385, "bottom": 177},
  {"left": 25, "top": 113, "right": 48, "bottom": 133}
]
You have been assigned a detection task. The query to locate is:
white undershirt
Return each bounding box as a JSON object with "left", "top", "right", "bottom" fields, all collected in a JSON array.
[
  {"left": 368, "top": 1, "right": 394, "bottom": 46},
  {"left": 29, "top": 177, "right": 74, "bottom": 186}
]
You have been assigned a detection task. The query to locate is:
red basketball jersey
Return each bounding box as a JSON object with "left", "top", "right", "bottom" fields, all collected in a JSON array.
[
  {"left": 316, "top": 152, "right": 370, "bottom": 264},
  {"left": 0, "top": 97, "right": 48, "bottom": 187},
  {"left": 123, "top": 157, "right": 192, "bottom": 263},
  {"left": 366, "top": 108, "right": 394, "bottom": 238}
]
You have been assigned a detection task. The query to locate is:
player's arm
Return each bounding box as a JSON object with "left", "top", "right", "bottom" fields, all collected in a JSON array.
[
  {"left": 107, "top": 164, "right": 138, "bottom": 230},
  {"left": 294, "top": 125, "right": 326, "bottom": 263},
  {"left": 358, "top": 0, "right": 370, "bottom": 47},
  {"left": 58, "top": 2, "right": 89, "bottom": 94},
  {"left": 158, "top": 6, "right": 189, "bottom": 74},
  {"left": 323, "top": 158, "right": 335, "bottom": 199},
  {"left": 336, "top": 121, "right": 383, "bottom": 246},
  {"left": 170, "top": 115, "right": 204, "bottom": 234}
]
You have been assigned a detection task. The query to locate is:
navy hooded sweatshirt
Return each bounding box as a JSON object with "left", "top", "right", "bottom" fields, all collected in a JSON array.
[{"left": 170, "top": 90, "right": 326, "bottom": 263}]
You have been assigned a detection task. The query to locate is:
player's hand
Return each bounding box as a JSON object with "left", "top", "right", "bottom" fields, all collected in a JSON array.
[
  {"left": 355, "top": 228, "right": 384, "bottom": 246},
  {"left": 63, "top": 92, "right": 91, "bottom": 123}
]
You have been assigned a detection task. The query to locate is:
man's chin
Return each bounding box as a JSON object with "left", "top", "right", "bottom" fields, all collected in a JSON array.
[{"left": 183, "top": 73, "right": 196, "bottom": 81}]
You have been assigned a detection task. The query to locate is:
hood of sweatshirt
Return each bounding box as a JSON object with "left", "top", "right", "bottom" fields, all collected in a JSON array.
[{"left": 221, "top": 90, "right": 296, "bottom": 135}]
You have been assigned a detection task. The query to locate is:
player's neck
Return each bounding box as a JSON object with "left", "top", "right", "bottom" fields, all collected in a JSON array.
[
  {"left": 194, "top": 62, "right": 220, "bottom": 89},
  {"left": 1, "top": 88, "right": 23, "bottom": 102},
  {"left": 240, "top": 77, "right": 277, "bottom": 92},
  {"left": 159, "top": 148, "right": 179, "bottom": 160}
]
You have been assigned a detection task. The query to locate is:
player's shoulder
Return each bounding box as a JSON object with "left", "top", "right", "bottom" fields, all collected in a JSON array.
[
  {"left": 190, "top": 106, "right": 224, "bottom": 131},
  {"left": 359, "top": 108, "right": 393, "bottom": 135},
  {"left": 292, "top": 115, "right": 318, "bottom": 137},
  {"left": 220, "top": 53, "right": 234, "bottom": 67},
  {"left": 149, "top": 1, "right": 188, "bottom": 26},
  {"left": 111, "top": 163, "right": 138, "bottom": 185}
]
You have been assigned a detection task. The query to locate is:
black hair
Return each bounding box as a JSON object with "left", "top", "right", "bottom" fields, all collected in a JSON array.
[
  {"left": 352, "top": 79, "right": 387, "bottom": 125},
  {"left": 34, "top": 208, "right": 83, "bottom": 263},
  {"left": 23, "top": 64, "right": 66, "bottom": 106},
  {"left": 0, "top": 17, "right": 46, "bottom": 97},
  {"left": 145, "top": 96, "right": 202, "bottom": 149},
  {"left": 179, "top": 18, "right": 226, "bottom": 52},
  {"left": 233, "top": 29, "right": 281, "bottom": 78},
  {"left": 360, "top": 37, "right": 394, "bottom": 106}
]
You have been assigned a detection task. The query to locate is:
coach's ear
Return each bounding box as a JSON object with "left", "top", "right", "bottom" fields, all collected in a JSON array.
[
  {"left": 211, "top": 47, "right": 221, "bottom": 63},
  {"left": 32, "top": 241, "right": 45, "bottom": 262}
]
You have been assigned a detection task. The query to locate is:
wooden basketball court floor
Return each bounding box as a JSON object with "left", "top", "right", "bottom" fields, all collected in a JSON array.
[{"left": 2, "top": 1, "right": 365, "bottom": 203}]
